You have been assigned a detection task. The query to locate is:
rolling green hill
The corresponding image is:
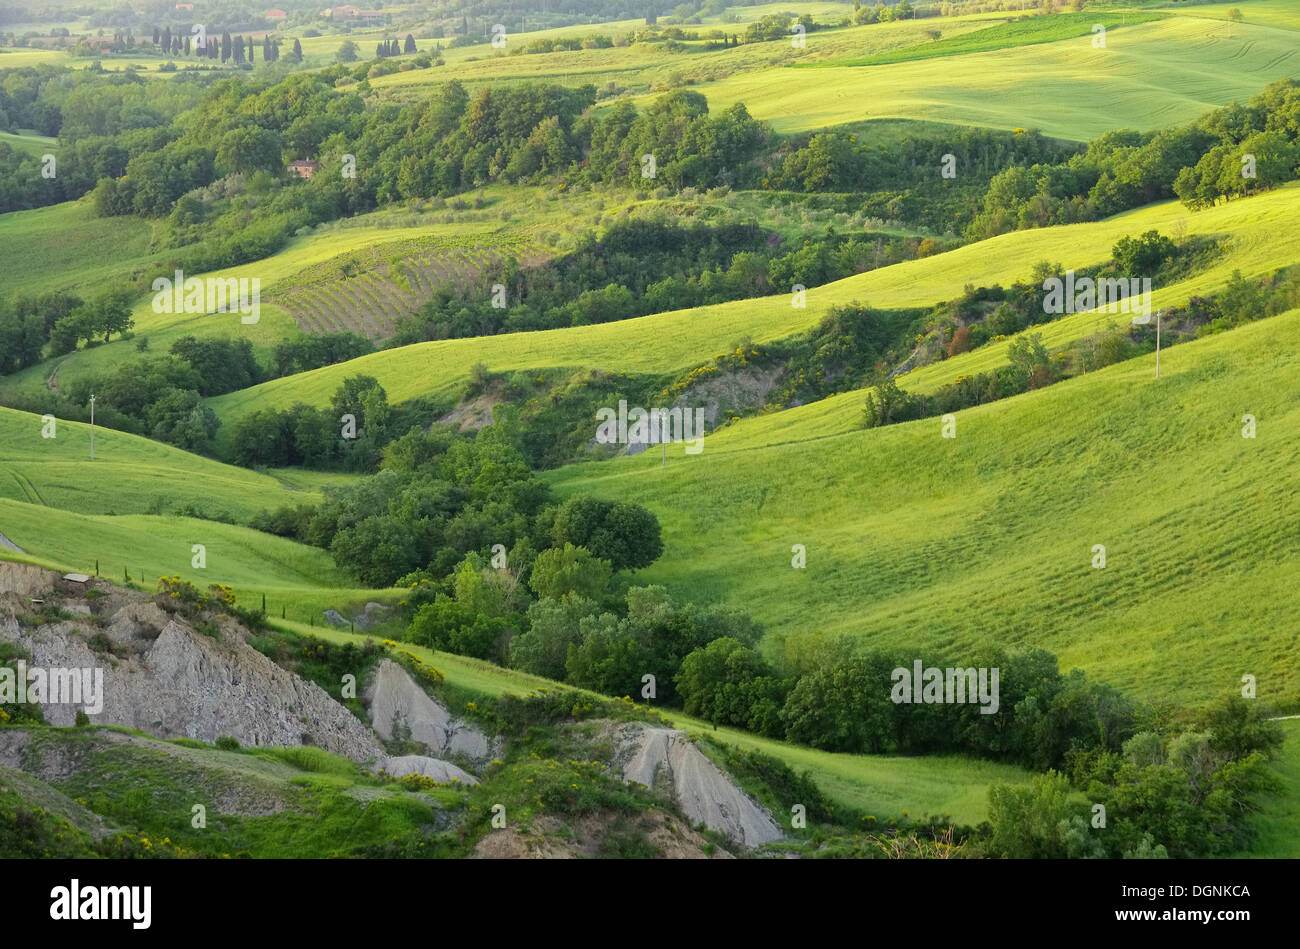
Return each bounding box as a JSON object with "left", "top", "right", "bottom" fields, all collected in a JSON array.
[
  {"left": 0, "top": 498, "right": 391, "bottom": 621},
  {"left": 0, "top": 405, "right": 357, "bottom": 519},
  {"left": 545, "top": 304, "right": 1300, "bottom": 711},
  {"left": 689, "top": 15, "right": 1300, "bottom": 140},
  {"left": 203, "top": 183, "right": 1300, "bottom": 454}
]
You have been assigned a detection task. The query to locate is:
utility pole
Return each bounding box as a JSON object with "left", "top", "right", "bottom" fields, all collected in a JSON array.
[
  {"left": 89, "top": 394, "right": 95, "bottom": 460},
  {"left": 1132, "top": 309, "right": 1163, "bottom": 378}
]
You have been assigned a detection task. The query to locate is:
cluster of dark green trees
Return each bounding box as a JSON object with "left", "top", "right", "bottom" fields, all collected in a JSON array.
[
  {"left": 0, "top": 288, "right": 133, "bottom": 373},
  {"left": 250, "top": 416, "right": 664, "bottom": 593},
  {"left": 152, "top": 26, "right": 282, "bottom": 64},
  {"left": 229, "top": 374, "right": 404, "bottom": 471},
  {"left": 375, "top": 35, "right": 418, "bottom": 58},
  {"left": 0, "top": 326, "right": 373, "bottom": 454},
  {"left": 987, "top": 696, "right": 1283, "bottom": 858}
]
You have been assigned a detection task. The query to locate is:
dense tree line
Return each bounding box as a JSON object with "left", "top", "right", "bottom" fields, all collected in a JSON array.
[{"left": 8, "top": 63, "right": 1299, "bottom": 258}]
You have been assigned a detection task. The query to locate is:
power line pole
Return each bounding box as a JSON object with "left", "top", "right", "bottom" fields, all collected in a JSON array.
[{"left": 89, "top": 394, "right": 95, "bottom": 460}]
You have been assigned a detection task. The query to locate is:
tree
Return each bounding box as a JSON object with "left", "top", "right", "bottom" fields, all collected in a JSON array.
[
  {"left": 216, "top": 126, "right": 283, "bottom": 176},
  {"left": 862, "top": 373, "right": 918, "bottom": 428},
  {"left": 404, "top": 34, "right": 416, "bottom": 54},
  {"left": 549, "top": 496, "right": 663, "bottom": 571},
  {"left": 330, "top": 516, "right": 423, "bottom": 586},
  {"left": 291, "top": 38, "right": 303, "bottom": 62},
  {"left": 1111, "top": 229, "right": 1176, "bottom": 278},
  {"left": 987, "top": 771, "right": 1082, "bottom": 858},
  {"left": 509, "top": 594, "right": 597, "bottom": 680},
  {"left": 528, "top": 543, "right": 611, "bottom": 600},
  {"left": 780, "top": 641, "right": 897, "bottom": 752},
  {"left": 337, "top": 40, "right": 359, "bottom": 63}
]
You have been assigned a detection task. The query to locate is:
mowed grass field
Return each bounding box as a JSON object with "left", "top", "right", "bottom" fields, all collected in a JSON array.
[
  {"left": 545, "top": 305, "right": 1300, "bottom": 712},
  {"left": 0, "top": 498, "right": 393, "bottom": 622},
  {"left": 204, "top": 182, "right": 1300, "bottom": 453},
  {"left": 0, "top": 201, "right": 161, "bottom": 298},
  {"left": 1160, "top": 0, "right": 1300, "bottom": 31},
  {"left": 687, "top": 14, "right": 1300, "bottom": 140},
  {"left": 298, "top": 618, "right": 1035, "bottom": 824},
  {"left": 0, "top": 406, "right": 357, "bottom": 519}
]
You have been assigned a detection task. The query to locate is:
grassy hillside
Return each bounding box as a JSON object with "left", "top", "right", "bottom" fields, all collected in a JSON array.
[
  {"left": 545, "top": 305, "right": 1300, "bottom": 711},
  {"left": 0, "top": 129, "right": 57, "bottom": 157},
  {"left": 689, "top": 15, "right": 1300, "bottom": 139},
  {"left": 0, "top": 406, "right": 356, "bottom": 519},
  {"left": 367, "top": 11, "right": 1007, "bottom": 96},
  {"left": 0, "top": 200, "right": 159, "bottom": 298},
  {"left": 693, "top": 184, "right": 1300, "bottom": 456},
  {"left": 203, "top": 183, "right": 1300, "bottom": 451},
  {"left": 0, "top": 498, "right": 392, "bottom": 621},
  {"left": 818, "top": 11, "right": 1164, "bottom": 67}
]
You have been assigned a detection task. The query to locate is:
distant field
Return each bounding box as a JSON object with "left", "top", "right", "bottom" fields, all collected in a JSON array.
[
  {"left": 367, "top": 14, "right": 1005, "bottom": 98},
  {"left": 0, "top": 129, "right": 57, "bottom": 157},
  {"left": 0, "top": 47, "right": 63, "bottom": 67},
  {"left": 1158, "top": 0, "right": 1300, "bottom": 31},
  {"left": 268, "top": 231, "right": 546, "bottom": 340},
  {"left": 688, "top": 15, "right": 1300, "bottom": 139},
  {"left": 0, "top": 406, "right": 356, "bottom": 520},
  {"left": 816, "top": 11, "right": 1164, "bottom": 67},
  {"left": 545, "top": 305, "right": 1300, "bottom": 710}
]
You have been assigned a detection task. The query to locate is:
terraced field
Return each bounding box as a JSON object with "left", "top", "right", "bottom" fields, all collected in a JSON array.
[
  {"left": 268, "top": 233, "right": 548, "bottom": 340},
  {"left": 0, "top": 190, "right": 600, "bottom": 402}
]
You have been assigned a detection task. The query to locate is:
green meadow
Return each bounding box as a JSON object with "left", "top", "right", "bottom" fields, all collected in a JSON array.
[
  {"left": 816, "top": 11, "right": 1165, "bottom": 67},
  {"left": 689, "top": 15, "right": 1300, "bottom": 140},
  {"left": 545, "top": 305, "right": 1300, "bottom": 711},
  {"left": 0, "top": 497, "right": 393, "bottom": 621},
  {"left": 0, "top": 129, "right": 57, "bottom": 157},
  {"left": 1241, "top": 719, "right": 1300, "bottom": 857},
  {"left": 0, "top": 405, "right": 357, "bottom": 519}
]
